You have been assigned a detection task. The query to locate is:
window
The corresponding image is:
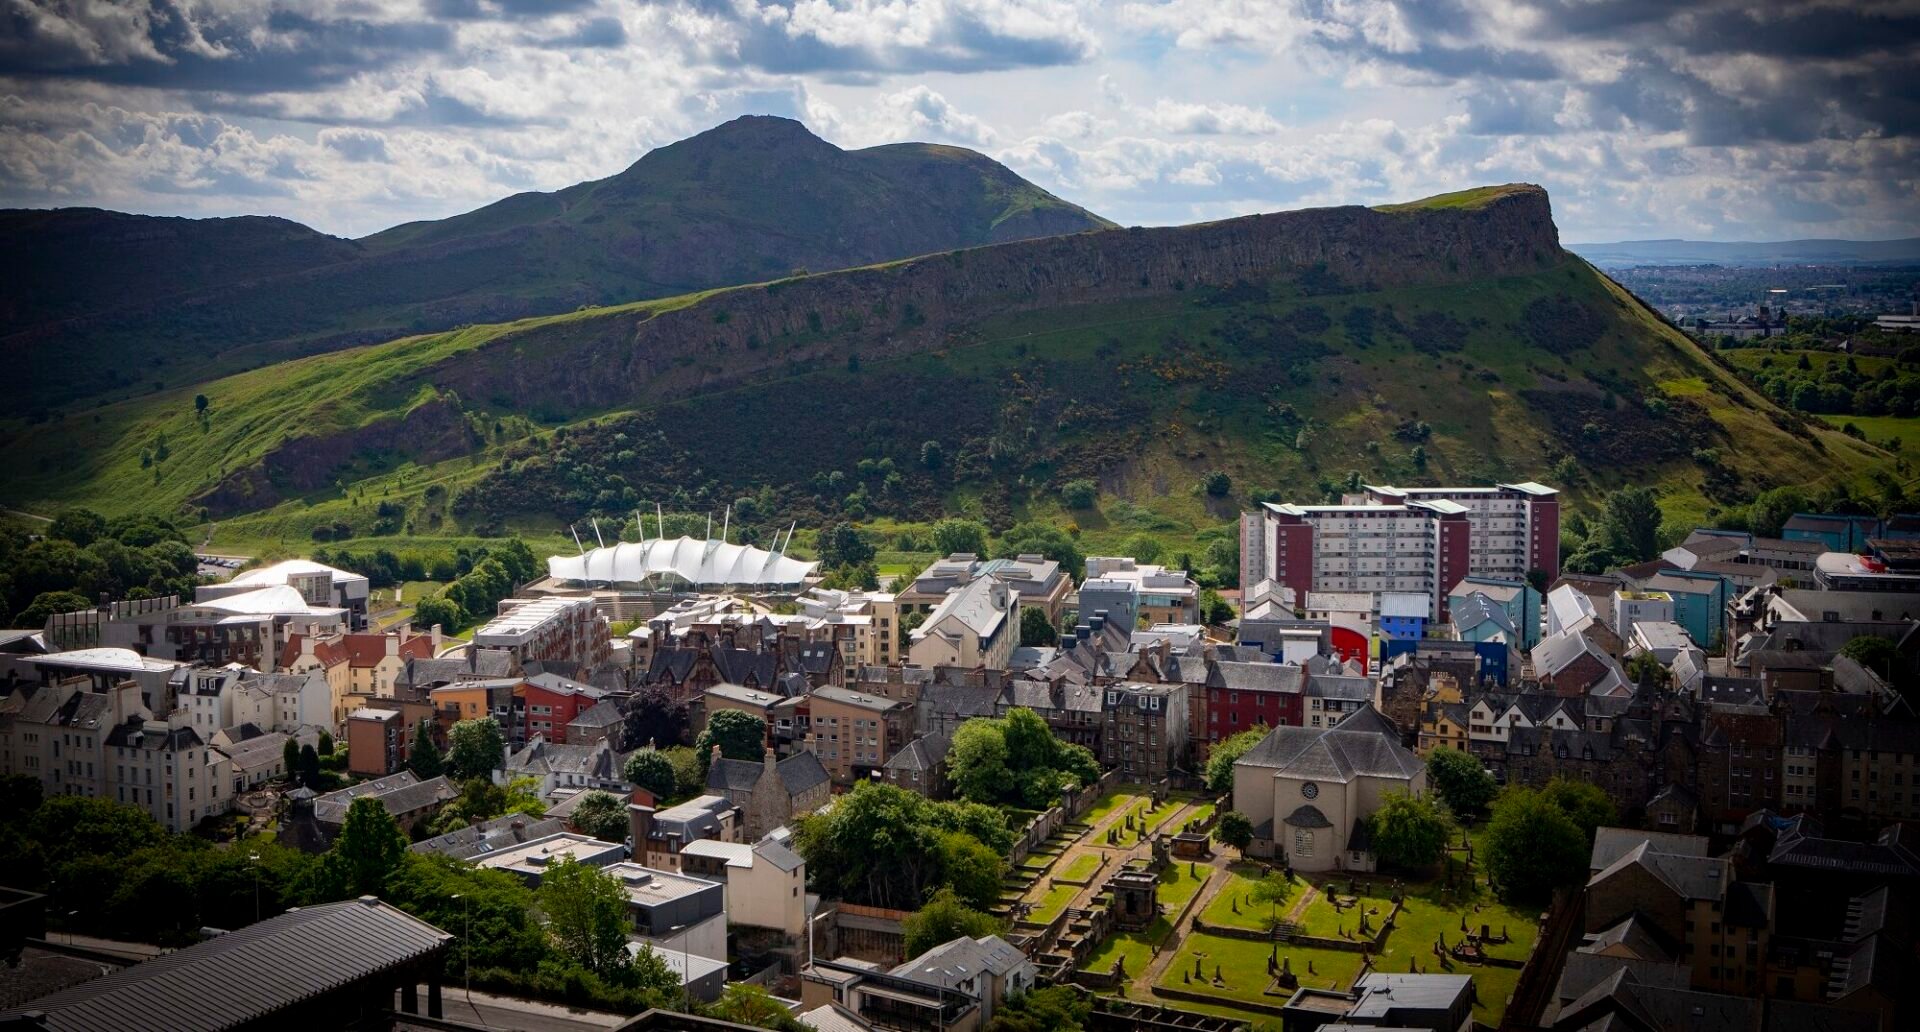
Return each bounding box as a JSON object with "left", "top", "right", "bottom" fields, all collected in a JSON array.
[{"left": 1293, "top": 829, "right": 1314, "bottom": 857}]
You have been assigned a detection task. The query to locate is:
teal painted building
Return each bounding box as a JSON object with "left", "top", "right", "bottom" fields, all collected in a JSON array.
[
  {"left": 1640, "top": 570, "right": 1730, "bottom": 649},
  {"left": 1446, "top": 576, "right": 1541, "bottom": 650}
]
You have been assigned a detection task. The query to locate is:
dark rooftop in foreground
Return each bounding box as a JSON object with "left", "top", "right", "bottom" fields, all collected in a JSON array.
[{"left": 0, "top": 897, "right": 451, "bottom": 1031}]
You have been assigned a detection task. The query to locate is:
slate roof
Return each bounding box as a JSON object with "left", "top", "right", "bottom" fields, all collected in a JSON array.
[
  {"left": 505, "top": 736, "right": 627, "bottom": 783},
  {"left": 1588, "top": 840, "right": 1729, "bottom": 902},
  {"left": 313, "top": 772, "right": 458, "bottom": 825},
  {"left": 885, "top": 733, "right": 949, "bottom": 773},
  {"left": 1452, "top": 592, "right": 1517, "bottom": 637},
  {"left": 0, "top": 897, "right": 449, "bottom": 1031},
  {"left": 1304, "top": 674, "right": 1374, "bottom": 702},
  {"left": 706, "top": 750, "right": 829, "bottom": 798},
  {"left": 1235, "top": 706, "right": 1421, "bottom": 784},
  {"left": 1555, "top": 967, "right": 1759, "bottom": 1032},
  {"left": 1208, "top": 661, "right": 1305, "bottom": 695},
  {"left": 892, "top": 934, "right": 1027, "bottom": 987},
  {"left": 753, "top": 837, "right": 806, "bottom": 874},
  {"left": 409, "top": 814, "right": 568, "bottom": 861}
]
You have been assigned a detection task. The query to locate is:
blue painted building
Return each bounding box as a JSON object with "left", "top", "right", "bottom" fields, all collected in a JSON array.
[
  {"left": 1378, "top": 592, "right": 1430, "bottom": 642},
  {"left": 1783, "top": 513, "right": 1886, "bottom": 553},
  {"left": 1445, "top": 576, "right": 1541, "bottom": 650},
  {"left": 1381, "top": 637, "right": 1512, "bottom": 688},
  {"left": 1639, "top": 570, "right": 1731, "bottom": 649}
]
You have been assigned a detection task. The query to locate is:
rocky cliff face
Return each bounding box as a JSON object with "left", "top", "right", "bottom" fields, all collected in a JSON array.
[
  {"left": 424, "top": 184, "right": 1560, "bottom": 411},
  {"left": 195, "top": 185, "right": 1564, "bottom": 514}
]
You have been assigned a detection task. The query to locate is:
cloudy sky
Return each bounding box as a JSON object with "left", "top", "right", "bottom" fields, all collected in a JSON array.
[{"left": 2, "top": 0, "right": 1915, "bottom": 242}]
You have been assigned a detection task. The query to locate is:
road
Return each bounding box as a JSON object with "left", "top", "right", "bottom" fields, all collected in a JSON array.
[{"left": 392, "top": 985, "right": 628, "bottom": 1032}]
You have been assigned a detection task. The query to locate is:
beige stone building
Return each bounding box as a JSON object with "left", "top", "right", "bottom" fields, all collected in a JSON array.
[
  {"left": 805, "top": 685, "right": 915, "bottom": 787},
  {"left": 907, "top": 577, "right": 1019, "bottom": 670},
  {"left": 1231, "top": 706, "right": 1425, "bottom": 872}
]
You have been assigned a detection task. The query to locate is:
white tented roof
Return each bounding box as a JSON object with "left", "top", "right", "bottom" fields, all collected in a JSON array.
[
  {"left": 226, "top": 559, "right": 367, "bottom": 589},
  {"left": 548, "top": 537, "right": 817, "bottom": 588}
]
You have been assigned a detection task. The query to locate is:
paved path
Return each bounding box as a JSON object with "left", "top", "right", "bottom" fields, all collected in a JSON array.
[
  {"left": 1137, "top": 849, "right": 1231, "bottom": 991},
  {"left": 394, "top": 986, "right": 627, "bottom": 1031}
]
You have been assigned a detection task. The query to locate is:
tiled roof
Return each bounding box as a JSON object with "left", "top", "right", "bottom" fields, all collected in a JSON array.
[{"left": 313, "top": 771, "right": 458, "bottom": 825}]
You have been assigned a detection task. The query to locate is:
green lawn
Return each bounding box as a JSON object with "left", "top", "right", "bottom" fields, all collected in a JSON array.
[
  {"left": 1295, "top": 879, "right": 1397, "bottom": 940},
  {"left": 1028, "top": 883, "right": 1079, "bottom": 926},
  {"left": 1819, "top": 413, "right": 1920, "bottom": 452},
  {"left": 1157, "top": 861, "right": 1209, "bottom": 913},
  {"left": 1200, "top": 864, "right": 1301, "bottom": 932},
  {"left": 1156, "top": 934, "right": 1364, "bottom": 1007},
  {"left": 1083, "top": 788, "right": 1145, "bottom": 825},
  {"left": 1080, "top": 916, "right": 1171, "bottom": 977},
  {"left": 1142, "top": 797, "right": 1187, "bottom": 834},
  {"left": 1172, "top": 801, "right": 1217, "bottom": 833},
  {"left": 1058, "top": 853, "right": 1103, "bottom": 883},
  {"left": 1077, "top": 861, "right": 1211, "bottom": 975}
]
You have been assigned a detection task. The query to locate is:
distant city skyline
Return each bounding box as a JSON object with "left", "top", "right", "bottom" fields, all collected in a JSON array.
[{"left": 1, "top": 1, "right": 1915, "bottom": 242}]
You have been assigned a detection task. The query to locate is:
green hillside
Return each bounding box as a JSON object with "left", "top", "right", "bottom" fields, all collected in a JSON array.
[
  {"left": 0, "top": 187, "right": 1889, "bottom": 559},
  {"left": 3, "top": 116, "right": 1110, "bottom": 411}
]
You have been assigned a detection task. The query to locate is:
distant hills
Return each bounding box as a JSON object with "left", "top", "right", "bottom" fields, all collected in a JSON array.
[
  {"left": 2, "top": 183, "right": 1887, "bottom": 550},
  {"left": 1, "top": 116, "right": 1111, "bottom": 410},
  {"left": 1571, "top": 237, "right": 1920, "bottom": 268}
]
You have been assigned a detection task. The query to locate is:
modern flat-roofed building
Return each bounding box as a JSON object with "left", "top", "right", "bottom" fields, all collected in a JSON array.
[
  {"left": 474, "top": 831, "right": 626, "bottom": 884},
  {"left": 472, "top": 596, "right": 611, "bottom": 672},
  {"left": 806, "top": 685, "right": 915, "bottom": 787},
  {"left": 897, "top": 552, "right": 1072, "bottom": 624},
  {"left": 1080, "top": 557, "right": 1199, "bottom": 627},
  {"left": 1241, "top": 482, "right": 1559, "bottom": 623},
  {"left": 197, "top": 558, "right": 373, "bottom": 630}
]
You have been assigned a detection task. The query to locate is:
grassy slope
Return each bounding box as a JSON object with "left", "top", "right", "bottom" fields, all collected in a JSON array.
[{"left": 2, "top": 234, "right": 1891, "bottom": 560}]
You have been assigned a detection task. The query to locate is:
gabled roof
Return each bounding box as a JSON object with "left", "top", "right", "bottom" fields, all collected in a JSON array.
[
  {"left": 886, "top": 733, "right": 949, "bottom": 773},
  {"left": 892, "top": 934, "right": 1026, "bottom": 987},
  {"left": 313, "top": 771, "right": 458, "bottom": 825},
  {"left": 0, "top": 896, "right": 449, "bottom": 1032},
  {"left": 1235, "top": 706, "right": 1421, "bottom": 784},
  {"left": 410, "top": 814, "right": 568, "bottom": 861}
]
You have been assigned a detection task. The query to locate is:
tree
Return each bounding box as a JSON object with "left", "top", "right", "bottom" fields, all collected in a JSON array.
[
  {"left": 901, "top": 887, "right": 1004, "bottom": 958},
  {"left": 661, "top": 746, "right": 704, "bottom": 798},
  {"left": 920, "top": 440, "right": 944, "bottom": 471},
  {"left": 1598, "top": 486, "right": 1663, "bottom": 561},
  {"left": 1205, "top": 728, "right": 1268, "bottom": 794},
  {"left": 405, "top": 721, "right": 444, "bottom": 779},
  {"left": 1840, "top": 635, "right": 1901, "bottom": 678},
  {"left": 1059, "top": 479, "right": 1099, "bottom": 509},
  {"left": 1201, "top": 470, "right": 1232, "bottom": 497},
  {"left": 382, "top": 853, "right": 547, "bottom": 974},
  {"left": 623, "top": 749, "right": 678, "bottom": 801},
  {"left": 1425, "top": 747, "right": 1497, "bottom": 818},
  {"left": 298, "top": 744, "right": 322, "bottom": 788},
  {"left": 318, "top": 730, "right": 335, "bottom": 756},
  {"left": 1484, "top": 787, "right": 1589, "bottom": 903},
  {"left": 1749, "top": 486, "right": 1809, "bottom": 538},
  {"left": 1369, "top": 790, "right": 1453, "bottom": 872},
  {"left": 1540, "top": 777, "right": 1616, "bottom": 842},
  {"left": 570, "top": 791, "right": 630, "bottom": 844},
  {"left": 538, "top": 857, "right": 634, "bottom": 976},
  {"left": 815, "top": 523, "right": 874, "bottom": 568},
  {"left": 620, "top": 690, "right": 690, "bottom": 751},
  {"left": 194, "top": 394, "right": 209, "bottom": 414},
  {"left": 324, "top": 796, "right": 407, "bottom": 897},
  {"left": 14, "top": 590, "right": 92, "bottom": 627},
  {"left": 930, "top": 518, "right": 989, "bottom": 557},
  {"left": 987, "top": 986, "right": 1090, "bottom": 1032},
  {"left": 1198, "top": 588, "right": 1234, "bottom": 626},
  {"left": 1410, "top": 444, "right": 1428, "bottom": 469},
  {"left": 412, "top": 595, "right": 464, "bottom": 632},
  {"left": 792, "top": 783, "right": 983, "bottom": 910},
  {"left": 996, "top": 521, "right": 1084, "bottom": 579},
  {"left": 448, "top": 718, "right": 505, "bottom": 780},
  {"left": 1123, "top": 533, "right": 1165, "bottom": 564},
  {"left": 1018, "top": 606, "right": 1056, "bottom": 647},
  {"left": 694, "top": 709, "right": 767, "bottom": 776},
  {"left": 937, "top": 831, "right": 1006, "bottom": 910},
  {"left": 1216, "top": 810, "right": 1254, "bottom": 855},
  {"left": 282, "top": 739, "right": 300, "bottom": 782},
  {"left": 48, "top": 508, "right": 107, "bottom": 548},
  {"left": 948, "top": 720, "right": 1012, "bottom": 805},
  {"left": 710, "top": 982, "right": 803, "bottom": 1030}
]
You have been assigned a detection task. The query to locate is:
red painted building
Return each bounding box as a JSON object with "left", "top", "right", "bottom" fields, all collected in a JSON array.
[
  {"left": 1202, "top": 662, "right": 1304, "bottom": 756},
  {"left": 1239, "top": 482, "right": 1560, "bottom": 622},
  {"left": 519, "top": 673, "right": 608, "bottom": 744}
]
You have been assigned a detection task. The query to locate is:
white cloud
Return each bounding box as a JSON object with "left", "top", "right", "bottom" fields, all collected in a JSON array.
[{"left": 0, "top": 0, "right": 1911, "bottom": 241}]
